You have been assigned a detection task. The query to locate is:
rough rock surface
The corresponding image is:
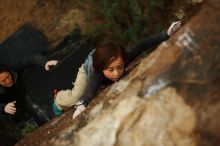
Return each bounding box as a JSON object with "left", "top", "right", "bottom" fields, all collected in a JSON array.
[
  {"left": 16, "top": 0, "right": 219, "bottom": 145},
  {"left": 0, "top": 0, "right": 94, "bottom": 47}
]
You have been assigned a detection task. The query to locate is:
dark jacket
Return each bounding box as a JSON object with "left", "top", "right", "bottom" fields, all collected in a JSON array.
[
  {"left": 0, "top": 71, "right": 25, "bottom": 115},
  {"left": 0, "top": 23, "right": 49, "bottom": 71},
  {"left": 0, "top": 46, "right": 48, "bottom": 72},
  {"left": 0, "top": 48, "right": 48, "bottom": 115},
  {"left": 0, "top": 24, "right": 51, "bottom": 119},
  {"left": 80, "top": 31, "right": 170, "bottom": 106}
]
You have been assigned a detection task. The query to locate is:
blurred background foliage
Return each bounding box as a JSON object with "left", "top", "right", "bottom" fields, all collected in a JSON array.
[{"left": 76, "top": 0, "right": 202, "bottom": 46}]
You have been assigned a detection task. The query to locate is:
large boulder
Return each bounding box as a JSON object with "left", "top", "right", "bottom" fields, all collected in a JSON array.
[{"left": 16, "top": 0, "right": 220, "bottom": 145}]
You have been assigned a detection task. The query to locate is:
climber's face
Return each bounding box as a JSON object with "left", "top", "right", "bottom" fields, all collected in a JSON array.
[
  {"left": 0, "top": 71, "right": 13, "bottom": 87},
  {"left": 103, "top": 56, "right": 125, "bottom": 81}
]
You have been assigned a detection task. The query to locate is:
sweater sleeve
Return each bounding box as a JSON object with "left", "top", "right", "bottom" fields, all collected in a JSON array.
[
  {"left": 0, "top": 103, "right": 6, "bottom": 115},
  {"left": 126, "top": 31, "right": 169, "bottom": 63},
  {"left": 19, "top": 54, "right": 48, "bottom": 69}
]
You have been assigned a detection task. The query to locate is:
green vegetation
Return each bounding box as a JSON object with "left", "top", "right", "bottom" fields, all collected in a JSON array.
[
  {"left": 0, "top": 116, "right": 38, "bottom": 146},
  {"left": 19, "top": 118, "right": 38, "bottom": 137},
  {"left": 99, "top": 0, "right": 146, "bottom": 44},
  {"left": 75, "top": 0, "right": 170, "bottom": 45}
]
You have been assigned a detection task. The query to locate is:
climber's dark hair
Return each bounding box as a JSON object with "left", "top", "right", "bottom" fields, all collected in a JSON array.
[{"left": 93, "top": 41, "right": 127, "bottom": 72}]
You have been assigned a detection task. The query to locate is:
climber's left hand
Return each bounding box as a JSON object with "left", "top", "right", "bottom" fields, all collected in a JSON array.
[
  {"left": 167, "top": 21, "right": 181, "bottom": 36},
  {"left": 72, "top": 104, "right": 86, "bottom": 119}
]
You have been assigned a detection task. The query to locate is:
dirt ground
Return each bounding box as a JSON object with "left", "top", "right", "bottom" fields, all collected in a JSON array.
[{"left": 0, "top": 0, "right": 95, "bottom": 48}]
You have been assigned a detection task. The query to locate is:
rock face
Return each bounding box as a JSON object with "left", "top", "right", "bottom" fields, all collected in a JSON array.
[{"left": 16, "top": 0, "right": 220, "bottom": 146}]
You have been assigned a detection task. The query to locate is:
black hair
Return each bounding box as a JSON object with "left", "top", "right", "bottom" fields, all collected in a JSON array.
[
  {"left": 93, "top": 41, "right": 127, "bottom": 72},
  {"left": 0, "top": 64, "right": 10, "bottom": 73}
]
